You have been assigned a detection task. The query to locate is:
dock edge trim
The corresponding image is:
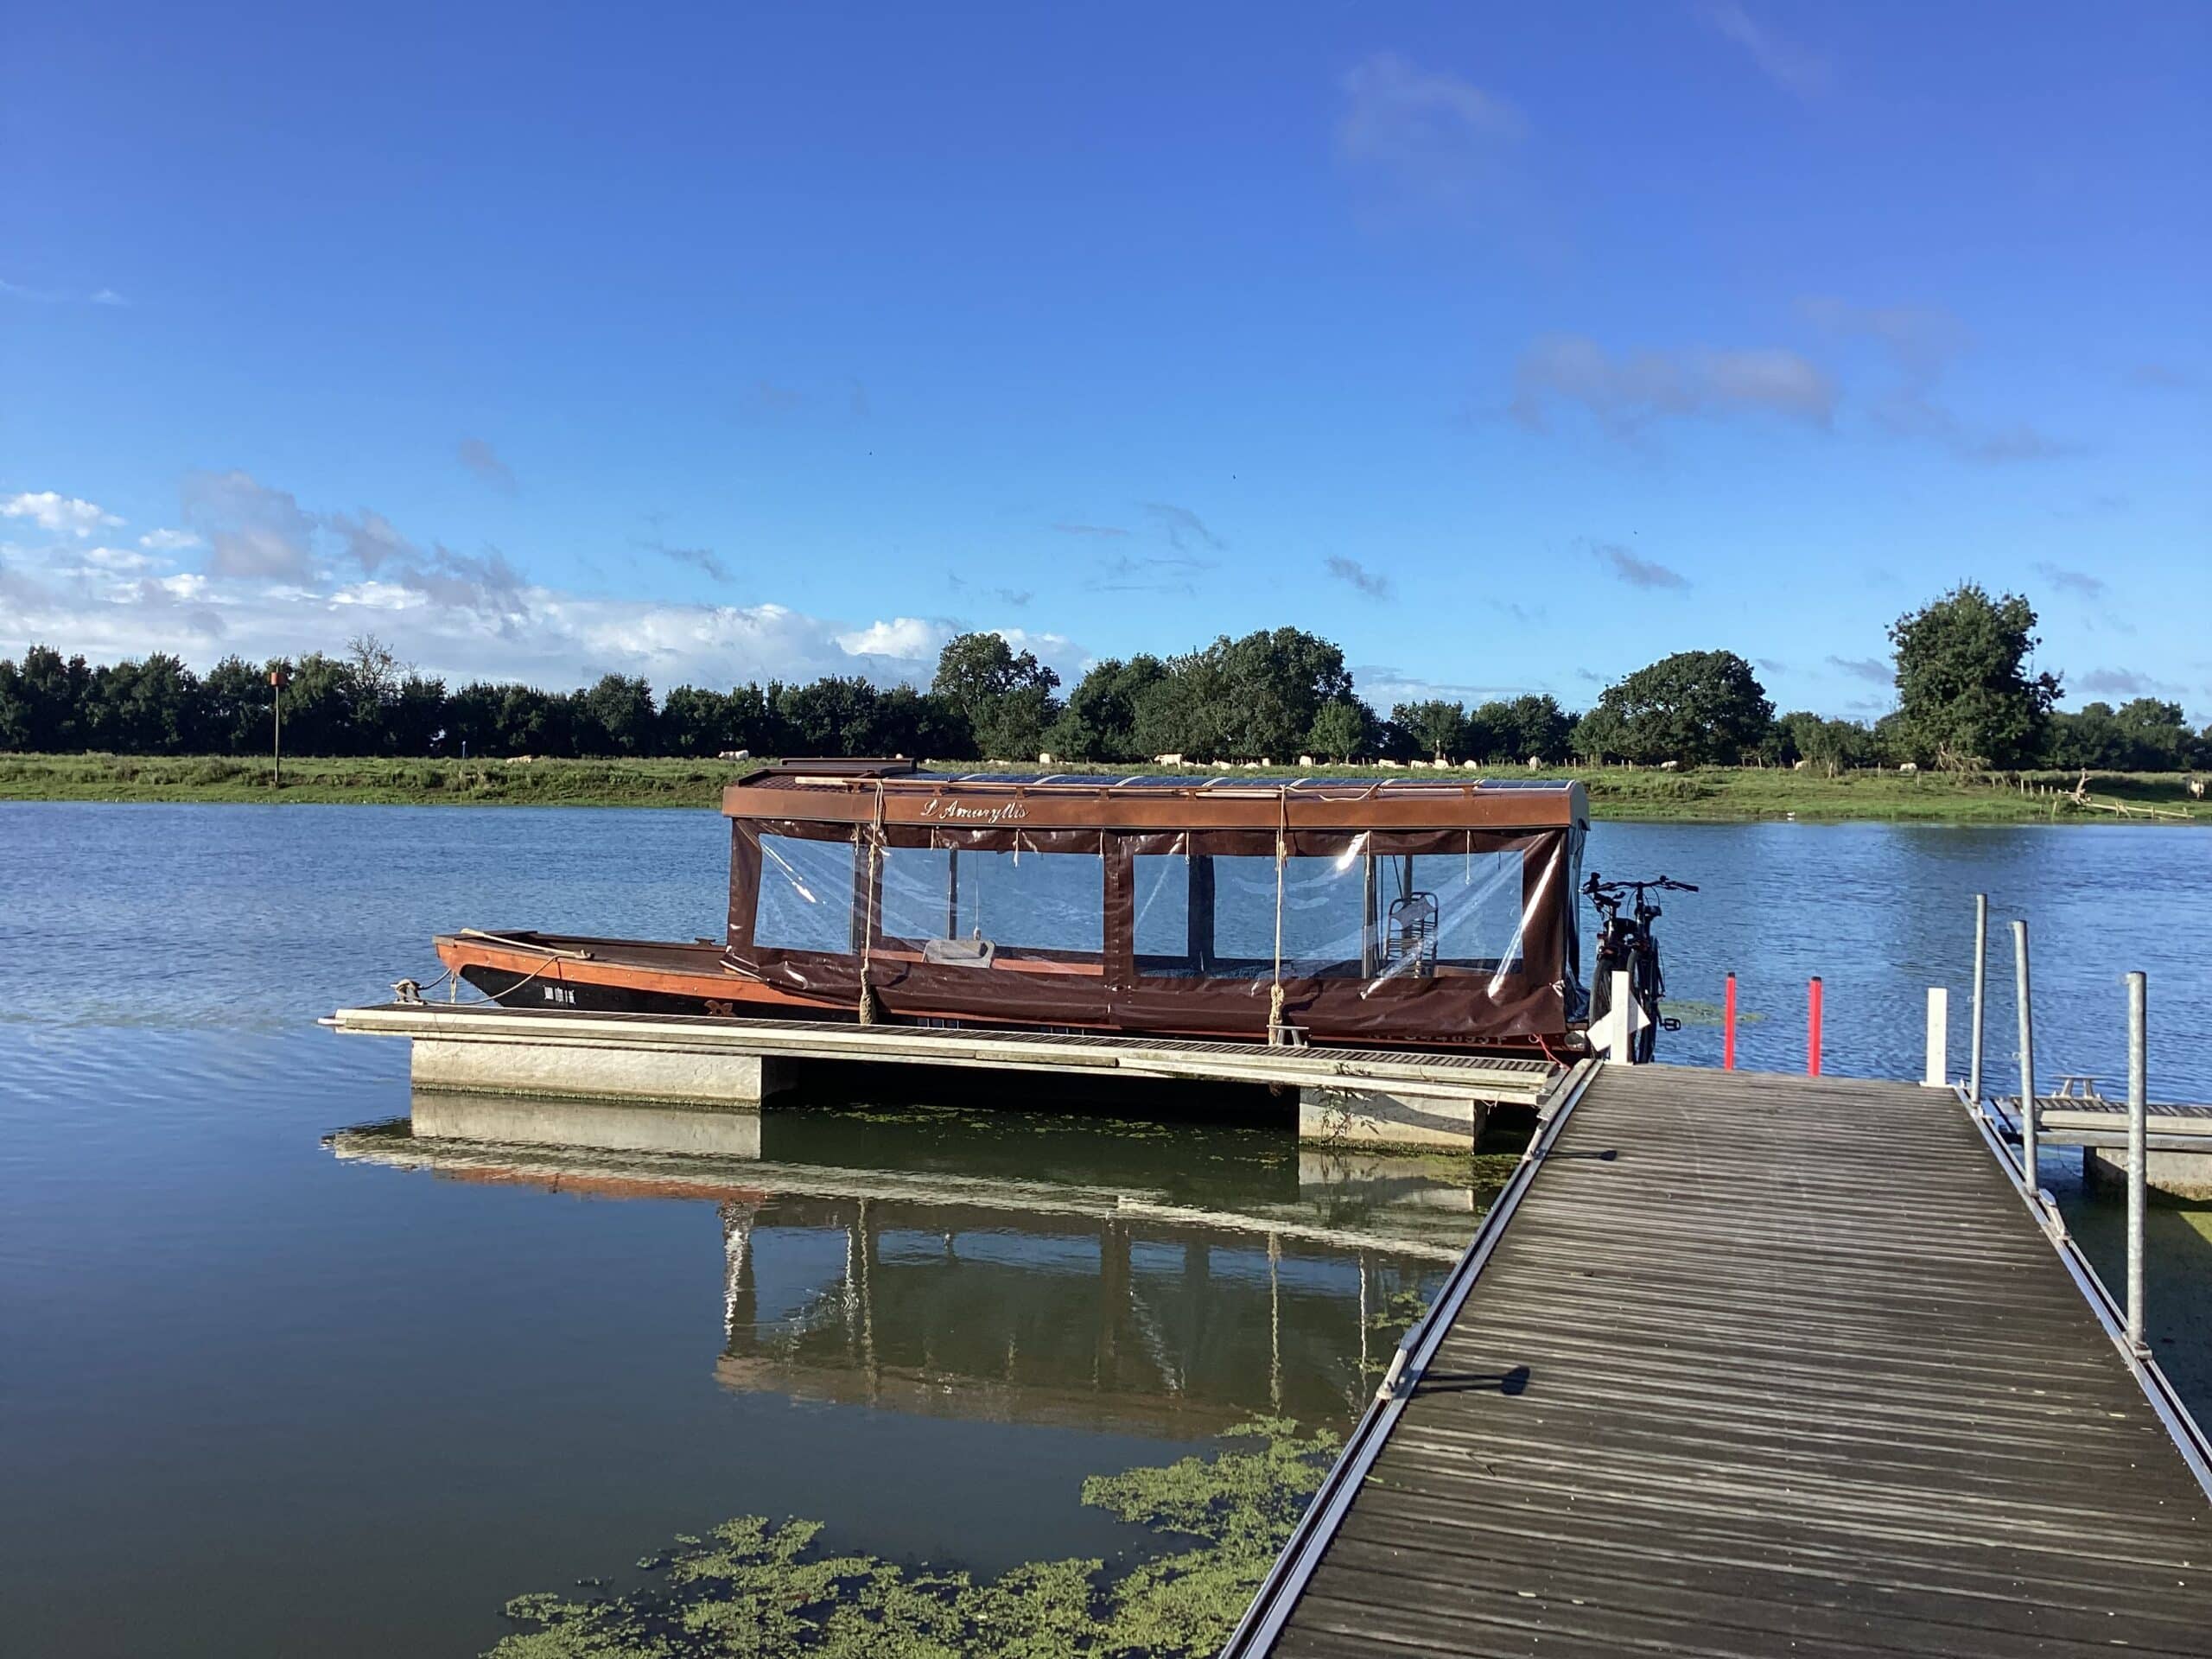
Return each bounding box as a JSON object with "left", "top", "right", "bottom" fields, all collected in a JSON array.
[
  {"left": 1218, "top": 1056, "right": 1603, "bottom": 1659},
  {"left": 1959, "top": 1084, "right": 2212, "bottom": 1502}
]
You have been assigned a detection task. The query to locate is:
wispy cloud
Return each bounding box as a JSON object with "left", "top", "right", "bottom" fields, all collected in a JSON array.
[
  {"left": 1090, "top": 554, "right": 1209, "bottom": 597},
  {"left": 1827, "top": 655, "right": 1891, "bottom": 683},
  {"left": 2, "top": 277, "right": 128, "bottom": 307},
  {"left": 1051, "top": 522, "right": 1130, "bottom": 539},
  {"left": 1140, "top": 501, "right": 1226, "bottom": 554},
  {"left": 1352, "top": 664, "right": 1548, "bottom": 706},
  {"left": 1512, "top": 334, "right": 1834, "bottom": 434},
  {"left": 1696, "top": 3, "right": 1831, "bottom": 99},
  {"left": 752, "top": 380, "right": 804, "bottom": 413},
  {"left": 1591, "top": 543, "right": 1689, "bottom": 590},
  {"left": 2076, "top": 667, "right": 2175, "bottom": 700},
  {"left": 138, "top": 527, "right": 204, "bottom": 552},
  {"left": 2034, "top": 562, "right": 2107, "bottom": 600},
  {"left": 1801, "top": 296, "right": 2076, "bottom": 464},
  {"left": 944, "top": 571, "right": 1033, "bottom": 608},
  {"left": 1336, "top": 52, "right": 1524, "bottom": 215},
  {"left": 456, "top": 437, "right": 518, "bottom": 494},
  {"left": 3, "top": 491, "right": 124, "bottom": 538},
  {"left": 2128, "top": 363, "right": 2194, "bottom": 391},
  {"left": 641, "top": 538, "right": 733, "bottom": 583},
  {"left": 183, "top": 471, "right": 318, "bottom": 579},
  {"left": 1324, "top": 555, "right": 1391, "bottom": 599}
]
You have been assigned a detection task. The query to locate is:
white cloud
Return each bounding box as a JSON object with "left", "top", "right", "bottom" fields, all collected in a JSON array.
[
  {"left": 1697, "top": 3, "right": 1830, "bottom": 99},
  {"left": 1337, "top": 52, "right": 1524, "bottom": 213},
  {"left": 80, "top": 545, "right": 162, "bottom": 574},
  {"left": 183, "top": 469, "right": 319, "bottom": 578},
  {"left": 1800, "top": 297, "right": 2076, "bottom": 463},
  {"left": 3, "top": 491, "right": 124, "bottom": 537},
  {"left": 836, "top": 616, "right": 954, "bottom": 662},
  {"left": 1511, "top": 334, "right": 1835, "bottom": 433},
  {"left": 1, "top": 472, "right": 1099, "bottom": 695},
  {"left": 139, "top": 527, "right": 204, "bottom": 552}
]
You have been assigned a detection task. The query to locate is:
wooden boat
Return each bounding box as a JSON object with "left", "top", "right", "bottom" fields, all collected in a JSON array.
[{"left": 436, "top": 760, "right": 1591, "bottom": 1055}]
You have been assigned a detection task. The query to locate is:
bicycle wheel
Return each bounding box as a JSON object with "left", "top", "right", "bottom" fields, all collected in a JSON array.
[{"left": 1630, "top": 944, "right": 1661, "bottom": 1063}]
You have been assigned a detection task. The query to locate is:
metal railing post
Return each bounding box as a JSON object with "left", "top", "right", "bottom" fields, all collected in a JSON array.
[
  {"left": 1969, "top": 893, "right": 1987, "bottom": 1103},
  {"left": 2013, "top": 919, "right": 2037, "bottom": 1186},
  {"left": 2127, "top": 970, "right": 2148, "bottom": 1356}
]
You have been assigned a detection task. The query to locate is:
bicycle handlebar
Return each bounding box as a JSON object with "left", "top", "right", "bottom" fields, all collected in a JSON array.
[{"left": 1583, "top": 873, "right": 1699, "bottom": 898}]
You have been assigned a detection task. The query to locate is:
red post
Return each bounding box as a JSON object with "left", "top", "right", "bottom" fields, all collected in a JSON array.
[
  {"left": 1808, "top": 976, "right": 1824, "bottom": 1077},
  {"left": 1723, "top": 974, "right": 1738, "bottom": 1071}
]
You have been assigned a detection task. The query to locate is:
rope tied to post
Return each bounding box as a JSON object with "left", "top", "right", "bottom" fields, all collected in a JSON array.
[
  {"left": 857, "top": 782, "right": 885, "bottom": 1026},
  {"left": 1268, "top": 787, "right": 1288, "bottom": 1044}
]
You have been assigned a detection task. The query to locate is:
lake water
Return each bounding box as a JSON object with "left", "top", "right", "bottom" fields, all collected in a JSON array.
[{"left": 2, "top": 803, "right": 2207, "bottom": 1656}]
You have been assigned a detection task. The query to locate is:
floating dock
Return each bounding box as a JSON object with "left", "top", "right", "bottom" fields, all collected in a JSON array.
[
  {"left": 1226, "top": 1064, "right": 2212, "bottom": 1658},
  {"left": 324, "top": 1001, "right": 1563, "bottom": 1148},
  {"left": 1994, "top": 1088, "right": 2212, "bottom": 1197}
]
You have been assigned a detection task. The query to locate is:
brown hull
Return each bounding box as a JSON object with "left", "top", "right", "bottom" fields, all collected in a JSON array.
[{"left": 434, "top": 931, "right": 1563, "bottom": 1057}]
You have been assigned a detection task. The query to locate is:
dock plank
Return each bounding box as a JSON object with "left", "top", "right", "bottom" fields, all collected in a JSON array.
[{"left": 1236, "top": 1065, "right": 2212, "bottom": 1658}]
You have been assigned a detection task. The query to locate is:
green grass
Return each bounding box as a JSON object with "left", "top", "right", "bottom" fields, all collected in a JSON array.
[{"left": 0, "top": 751, "right": 2202, "bottom": 823}]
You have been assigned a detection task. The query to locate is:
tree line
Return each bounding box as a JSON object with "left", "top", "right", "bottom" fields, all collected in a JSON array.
[{"left": 3, "top": 587, "right": 2205, "bottom": 772}]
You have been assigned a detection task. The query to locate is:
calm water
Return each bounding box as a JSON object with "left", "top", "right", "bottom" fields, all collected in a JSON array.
[{"left": 2, "top": 803, "right": 2207, "bottom": 1656}]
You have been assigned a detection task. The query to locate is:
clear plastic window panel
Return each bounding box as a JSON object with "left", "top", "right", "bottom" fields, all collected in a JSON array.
[
  {"left": 1132, "top": 853, "right": 1192, "bottom": 966},
  {"left": 1376, "top": 849, "right": 1526, "bottom": 977},
  {"left": 753, "top": 833, "right": 858, "bottom": 953},
  {"left": 882, "top": 845, "right": 1103, "bottom": 956},
  {"left": 1215, "top": 853, "right": 1367, "bottom": 977}
]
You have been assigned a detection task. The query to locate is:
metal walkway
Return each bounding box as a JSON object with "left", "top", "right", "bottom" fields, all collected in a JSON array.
[{"left": 1227, "top": 1064, "right": 2212, "bottom": 1658}]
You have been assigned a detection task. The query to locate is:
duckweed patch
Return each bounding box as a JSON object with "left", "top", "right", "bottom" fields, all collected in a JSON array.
[
  {"left": 1661, "top": 998, "right": 1769, "bottom": 1027},
  {"left": 489, "top": 1419, "right": 1338, "bottom": 1657}
]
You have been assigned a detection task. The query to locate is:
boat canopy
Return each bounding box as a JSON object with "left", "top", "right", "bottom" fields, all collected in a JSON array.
[{"left": 719, "top": 763, "right": 1588, "bottom": 1048}]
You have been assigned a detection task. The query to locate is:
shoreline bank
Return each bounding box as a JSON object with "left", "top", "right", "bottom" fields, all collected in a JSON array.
[{"left": 2, "top": 753, "right": 2202, "bottom": 823}]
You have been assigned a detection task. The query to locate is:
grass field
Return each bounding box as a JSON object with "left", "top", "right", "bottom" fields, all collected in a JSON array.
[{"left": 1, "top": 751, "right": 2202, "bottom": 823}]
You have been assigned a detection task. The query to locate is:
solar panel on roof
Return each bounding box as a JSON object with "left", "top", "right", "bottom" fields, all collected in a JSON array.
[{"left": 910, "top": 767, "right": 1580, "bottom": 792}]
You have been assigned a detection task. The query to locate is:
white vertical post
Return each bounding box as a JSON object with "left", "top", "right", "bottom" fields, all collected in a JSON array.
[
  {"left": 2126, "top": 971, "right": 2148, "bottom": 1357},
  {"left": 1968, "top": 894, "right": 1987, "bottom": 1101},
  {"left": 1608, "top": 969, "right": 1634, "bottom": 1064},
  {"left": 1923, "top": 987, "right": 1948, "bottom": 1088}
]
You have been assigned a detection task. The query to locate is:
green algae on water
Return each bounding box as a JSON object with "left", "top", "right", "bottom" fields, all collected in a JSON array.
[{"left": 487, "top": 1418, "right": 1339, "bottom": 1658}]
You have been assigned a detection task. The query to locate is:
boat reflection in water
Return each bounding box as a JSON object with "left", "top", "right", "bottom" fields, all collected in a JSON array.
[{"left": 327, "top": 1089, "right": 1508, "bottom": 1436}]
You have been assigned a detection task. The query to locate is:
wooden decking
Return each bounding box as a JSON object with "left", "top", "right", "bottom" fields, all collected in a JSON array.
[{"left": 1229, "top": 1065, "right": 2212, "bottom": 1658}]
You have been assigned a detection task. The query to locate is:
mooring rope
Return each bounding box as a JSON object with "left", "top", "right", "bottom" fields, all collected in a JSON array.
[
  {"left": 857, "top": 783, "right": 885, "bottom": 1026},
  {"left": 1268, "top": 787, "right": 1288, "bottom": 1042}
]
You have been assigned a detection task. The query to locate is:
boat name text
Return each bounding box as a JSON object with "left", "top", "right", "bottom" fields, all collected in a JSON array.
[{"left": 920, "top": 797, "right": 1030, "bottom": 824}]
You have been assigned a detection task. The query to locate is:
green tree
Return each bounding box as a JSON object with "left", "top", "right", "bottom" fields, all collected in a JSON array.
[
  {"left": 1046, "top": 656, "right": 1169, "bottom": 761},
  {"left": 1579, "top": 651, "right": 1773, "bottom": 765},
  {"left": 385, "top": 673, "right": 448, "bottom": 754},
  {"left": 579, "top": 674, "right": 658, "bottom": 755},
  {"left": 444, "top": 681, "right": 505, "bottom": 757},
  {"left": 661, "top": 685, "right": 734, "bottom": 757},
  {"left": 777, "top": 676, "right": 888, "bottom": 755},
  {"left": 1889, "top": 585, "right": 2060, "bottom": 769},
  {"left": 2111, "top": 698, "right": 2195, "bottom": 771},
  {"left": 1502, "top": 694, "right": 1573, "bottom": 764},
  {"left": 92, "top": 653, "right": 205, "bottom": 753},
  {"left": 0, "top": 645, "right": 92, "bottom": 751},
  {"left": 1391, "top": 699, "right": 1467, "bottom": 762},
  {"left": 932, "top": 632, "right": 1061, "bottom": 760},
  {"left": 274, "top": 652, "right": 360, "bottom": 755},
  {"left": 199, "top": 657, "right": 271, "bottom": 755},
  {"left": 1305, "top": 697, "right": 1375, "bottom": 762}
]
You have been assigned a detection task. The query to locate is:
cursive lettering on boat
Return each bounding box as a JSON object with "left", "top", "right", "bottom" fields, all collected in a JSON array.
[{"left": 919, "top": 797, "right": 1029, "bottom": 824}]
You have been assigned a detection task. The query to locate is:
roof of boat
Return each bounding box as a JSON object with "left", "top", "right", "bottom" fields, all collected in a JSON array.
[{"left": 722, "top": 760, "right": 1586, "bottom": 830}]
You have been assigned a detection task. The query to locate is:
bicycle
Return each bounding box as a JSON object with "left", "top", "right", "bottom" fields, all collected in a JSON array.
[{"left": 1585, "top": 873, "right": 1696, "bottom": 1062}]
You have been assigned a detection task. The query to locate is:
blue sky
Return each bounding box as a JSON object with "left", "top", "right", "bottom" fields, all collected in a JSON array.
[{"left": 4, "top": 1, "right": 2207, "bottom": 720}]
